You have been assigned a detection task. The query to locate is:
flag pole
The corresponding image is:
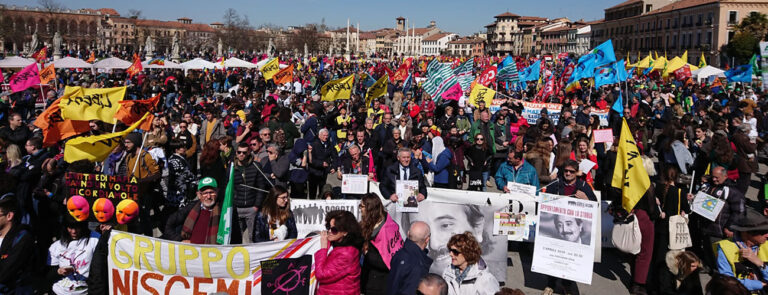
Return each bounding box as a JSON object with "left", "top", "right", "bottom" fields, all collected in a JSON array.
[{"left": 131, "top": 131, "right": 149, "bottom": 175}]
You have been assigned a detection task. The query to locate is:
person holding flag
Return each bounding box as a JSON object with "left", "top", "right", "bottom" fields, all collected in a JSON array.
[{"left": 166, "top": 176, "right": 241, "bottom": 245}]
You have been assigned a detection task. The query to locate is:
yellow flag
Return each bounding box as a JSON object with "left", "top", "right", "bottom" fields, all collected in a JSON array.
[
  {"left": 612, "top": 118, "right": 651, "bottom": 212},
  {"left": 260, "top": 58, "right": 280, "bottom": 80},
  {"left": 321, "top": 75, "right": 354, "bottom": 101},
  {"left": 365, "top": 74, "right": 388, "bottom": 107},
  {"left": 60, "top": 86, "right": 126, "bottom": 123},
  {"left": 468, "top": 84, "right": 496, "bottom": 108},
  {"left": 681, "top": 50, "right": 688, "bottom": 64},
  {"left": 699, "top": 53, "right": 707, "bottom": 68},
  {"left": 63, "top": 112, "right": 150, "bottom": 163}
]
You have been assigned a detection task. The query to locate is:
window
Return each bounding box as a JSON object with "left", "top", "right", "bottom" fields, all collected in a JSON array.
[
  {"left": 646, "top": 4, "right": 652, "bottom": 12},
  {"left": 729, "top": 11, "right": 738, "bottom": 24},
  {"left": 728, "top": 31, "right": 735, "bottom": 42}
]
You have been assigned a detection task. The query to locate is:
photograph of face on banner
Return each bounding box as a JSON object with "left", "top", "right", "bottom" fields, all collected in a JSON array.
[{"left": 539, "top": 211, "right": 593, "bottom": 246}]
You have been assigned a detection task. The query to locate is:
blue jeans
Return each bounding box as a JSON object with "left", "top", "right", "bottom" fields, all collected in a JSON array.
[{"left": 482, "top": 171, "right": 489, "bottom": 192}]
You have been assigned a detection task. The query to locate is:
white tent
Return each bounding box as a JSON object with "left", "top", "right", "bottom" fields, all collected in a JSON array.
[
  {"left": 692, "top": 65, "right": 725, "bottom": 82},
  {"left": 181, "top": 58, "right": 221, "bottom": 70},
  {"left": 222, "top": 57, "right": 257, "bottom": 68},
  {"left": 93, "top": 57, "right": 132, "bottom": 69},
  {"left": 49, "top": 57, "right": 93, "bottom": 68},
  {"left": 0, "top": 56, "right": 35, "bottom": 68},
  {"left": 142, "top": 60, "right": 182, "bottom": 69}
]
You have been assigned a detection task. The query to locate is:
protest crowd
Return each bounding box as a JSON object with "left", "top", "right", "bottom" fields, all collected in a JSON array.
[{"left": 0, "top": 37, "right": 768, "bottom": 295}]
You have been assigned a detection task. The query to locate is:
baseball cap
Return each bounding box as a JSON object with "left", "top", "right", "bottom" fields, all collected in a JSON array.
[{"left": 198, "top": 177, "right": 218, "bottom": 191}]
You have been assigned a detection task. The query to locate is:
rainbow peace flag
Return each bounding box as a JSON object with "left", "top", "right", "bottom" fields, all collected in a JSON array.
[{"left": 149, "top": 58, "right": 165, "bottom": 66}]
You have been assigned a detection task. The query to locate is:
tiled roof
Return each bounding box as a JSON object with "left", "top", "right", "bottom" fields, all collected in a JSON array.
[
  {"left": 495, "top": 12, "right": 520, "bottom": 18},
  {"left": 606, "top": 0, "right": 642, "bottom": 10},
  {"left": 519, "top": 16, "right": 548, "bottom": 21},
  {"left": 646, "top": 0, "right": 718, "bottom": 15},
  {"left": 422, "top": 33, "right": 451, "bottom": 41}
]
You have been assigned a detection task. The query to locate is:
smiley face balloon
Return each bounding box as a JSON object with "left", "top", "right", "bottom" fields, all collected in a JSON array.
[
  {"left": 115, "top": 199, "right": 139, "bottom": 225},
  {"left": 92, "top": 198, "right": 115, "bottom": 223},
  {"left": 66, "top": 195, "right": 90, "bottom": 222}
]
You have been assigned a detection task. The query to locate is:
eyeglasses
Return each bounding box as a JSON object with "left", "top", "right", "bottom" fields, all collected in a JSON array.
[
  {"left": 250, "top": 143, "right": 259, "bottom": 146},
  {"left": 277, "top": 195, "right": 289, "bottom": 200},
  {"left": 475, "top": 137, "right": 484, "bottom": 141},
  {"left": 449, "top": 248, "right": 461, "bottom": 256},
  {"left": 200, "top": 191, "right": 216, "bottom": 196},
  {"left": 261, "top": 133, "right": 271, "bottom": 136},
  {"left": 564, "top": 169, "right": 577, "bottom": 174},
  {"left": 326, "top": 225, "right": 339, "bottom": 235},
  {"left": 236, "top": 150, "right": 250, "bottom": 155},
  {"left": 179, "top": 125, "right": 187, "bottom": 128}
]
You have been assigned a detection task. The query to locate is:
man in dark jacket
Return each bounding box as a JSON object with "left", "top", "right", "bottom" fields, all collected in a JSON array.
[
  {"left": 231, "top": 143, "right": 269, "bottom": 243},
  {"left": 307, "top": 129, "right": 337, "bottom": 199},
  {"left": 0, "top": 113, "right": 31, "bottom": 149},
  {"left": 546, "top": 160, "right": 597, "bottom": 201},
  {"left": 380, "top": 148, "right": 428, "bottom": 202},
  {"left": 386, "top": 221, "right": 432, "bottom": 295},
  {"left": 0, "top": 195, "right": 36, "bottom": 293},
  {"left": 163, "top": 177, "right": 242, "bottom": 244}
]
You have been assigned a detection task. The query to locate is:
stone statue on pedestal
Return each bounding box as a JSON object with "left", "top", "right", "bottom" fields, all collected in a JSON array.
[
  {"left": 53, "top": 32, "right": 62, "bottom": 60},
  {"left": 171, "top": 32, "right": 181, "bottom": 61}
]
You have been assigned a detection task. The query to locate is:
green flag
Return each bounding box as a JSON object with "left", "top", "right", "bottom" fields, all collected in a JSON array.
[
  {"left": 750, "top": 54, "right": 761, "bottom": 76},
  {"left": 217, "top": 163, "right": 234, "bottom": 245}
]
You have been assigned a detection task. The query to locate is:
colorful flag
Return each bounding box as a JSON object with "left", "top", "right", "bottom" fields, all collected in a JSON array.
[
  {"left": 698, "top": 53, "right": 707, "bottom": 68},
  {"left": 441, "top": 83, "right": 463, "bottom": 101},
  {"left": 614, "top": 60, "right": 629, "bottom": 82},
  {"left": 63, "top": 112, "right": 150, "bottom": 163},
  {"left": 750, "top": 54, "right": 761, "bottom": 76},
  {"left": 365, "top": 74, "right": 388, "bottom": 107},
  {"left": 564, "top": 80, "right": 582, "bottom": 93},
  {"left": 217, "top": 163, "right": 235, "bottom": 245},
  {"left": 126, "top": 55, "right": 142, "bottom": 78},
  {"left": 115, "top": 94, "right": 160, "bottom": 125},
  {"left": 594, "top": 65, "right": 618, "bottom": 88},
  {"left": 569, "top": 54, "right": 596, "bottom": 82},
  {"left": 422, "top": 59, "right": 459, "bottom": 101},
  {"left": 519, "top": 60, "right": 541, "bottom": 81},
  {"left": 33, "top": 96, "right": 91, "bottom": 147},
  {"left": 673, "top": 65, "right": 692, "bottom": 81},
  {"left": 273, "top": 64, "right": 294, "bottom": 85},
  {"left": 468, "top": 84, "right": 496, "bottom": 107},
  {"left": 710, "top": 79, "right": 724, "bottom": 94},
  {"left": 320, "top": 75, "right": 354, "bottom": 101},
  {"left": 86, "top": 51, "right": 95, "bottom": 63},
  {"left": 39, "top": 64, "right": 56, "bottom": 85},
  {"left": 31, "top": 46, "right": 47, "bottom": 63},
  {"left": 612, "top": 90, "right": 624, "bottom": 116},
  {"left": 498, "top": 62, "right": 520, "bottom": 83},
  {"left": 59, "top": 86, "right": 127, "bottom": 123},
  {"left": 454, "top": 58, "right": 474, "bottom": 92},
  {"left": 591, "top": 40, "right": 617, "bottom": 67},
  {"left": 260, "top": 58, "right": 280, "bottom": 80},
  {"left": 476, "top": 66, "right": 497, "bottom": 87},
  {"left": 724, "top": 64, "right": 753, "bottom": 83},
  {"left": 9, "top": 63, "right": 40, "bottom": 93},
  {"left": 393, "top": 59, "right": 411, "bottom": 81},
  {"left": 402, "top": 73, "right": 413, "bottom": 94},
  {"left": 148, "top": 58, "right": 165, "bottom": 66},
  {"left": 612, "top": 118, "right": 651, "bottom": 212}
]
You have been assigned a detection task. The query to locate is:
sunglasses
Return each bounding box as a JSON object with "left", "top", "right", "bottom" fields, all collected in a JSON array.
[
  {"left": 326, "top": 225, "right": 339, "bottom": 235},
  {"left": 236, "top": 150, "right": 250, "bottom": 155},
  {"left": 449, "top": 248, "right": 461, "bottom": 256},
  {"left": 475, "top": 137, "right": 484, "bottom": 141},
  {"left": 564, "top": 169, "right": 577, "bottom": 174},
  {"left": 250, "top": 143, "right": 259, "bottom": 146}
]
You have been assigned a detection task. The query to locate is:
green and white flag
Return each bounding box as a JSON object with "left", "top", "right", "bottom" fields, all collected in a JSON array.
[
  {"left": 423, "top": 59, "right": 458, "bottom": 101},
  {"left": 217, "top": 163, "right": 234, "bottom": 245},
  {"left": 454, "top": 59, "right": 474, "bottom": 92}
]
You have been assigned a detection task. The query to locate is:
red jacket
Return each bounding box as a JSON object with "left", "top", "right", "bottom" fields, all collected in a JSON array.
[{"left": 314, "top": 246, "right": 361, "bottom": 295}]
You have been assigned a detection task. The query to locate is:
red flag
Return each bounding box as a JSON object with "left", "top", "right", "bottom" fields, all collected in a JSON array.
[
  {"left": 115, "top": 94, "right": 160, "bottom": 125},
  {"left": 126, "top": 55, "right": 142, "bottom": 78},
  {"left": 393, "top": 59, "right": 412, "bottom": 81},
  {"left": 674, "top": 65, "right": 692, "bottom": 81},
  {"left": 33, "top": 96, "right": 91, "bottom": 147},
  {"left": 476, "top": 66, "right": 497, "bottom": 87},
  {"left": 31, "top": 47, "right": 47, "bottom": 63}
]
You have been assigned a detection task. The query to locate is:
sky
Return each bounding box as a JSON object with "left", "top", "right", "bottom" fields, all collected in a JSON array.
[{"left": 4, "top": 0, "right": 619, "bottom": 35}]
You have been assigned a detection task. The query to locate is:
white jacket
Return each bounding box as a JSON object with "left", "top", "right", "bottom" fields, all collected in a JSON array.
[{"left": 442, "top": 260, "right": 500, "bottom": 295}]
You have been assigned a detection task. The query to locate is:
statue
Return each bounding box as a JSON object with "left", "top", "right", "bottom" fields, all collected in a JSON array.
[
  {"left": 267, "top": 38, "right": 274, "bottom": 57},
  {"left": 304, "top": 43, "right": 308, "bottom": 58},
  {"left": 29, "top": 31, "right": 39, "bottom": 54},
  {"left": 217, "top": 38, "right": 223, "bottom": 58},
  {"left": 53, "top": 31, "right": 62, "bottom": 59},
  {"left": 171, "top": 32, "right": 181, "bottom": 61},
  {"left": 144, "top": 36, "right": 154, "bottom": 60}
]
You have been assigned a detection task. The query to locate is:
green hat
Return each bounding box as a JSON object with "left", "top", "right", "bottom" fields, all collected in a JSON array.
[{"left": 198, "top": 177, "right": 218, "bottom": 190}]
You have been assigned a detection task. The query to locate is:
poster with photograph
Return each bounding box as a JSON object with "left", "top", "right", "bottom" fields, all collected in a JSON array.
[
  {"left": 341, "top": 174, "right": 368, "bottom": 194},
  {"left": 493, "top": 211, "right": 528, "bottom": 241},
  {"left": 531, "top": 197, "right": 599, "bottom": 284},
  {"left": 291, "top": 199, "right": 360, "bottom": 238},
  {"left": 396, "top": 180, "right": 420, "bottom": 212},
  {"left": 691, "top": 191, "right": 725, "bottom": 222}
]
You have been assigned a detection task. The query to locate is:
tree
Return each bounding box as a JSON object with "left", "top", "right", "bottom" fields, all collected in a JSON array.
[
  {"left": 735, "top": 12, "right": 768, "bottom": 41},
  {"left": 290, "top": 24, "right": 320, "bottom": 53},
  {"left": 726, "top": 32, "right": 758, "bottom": 64},
  {"left": 37, "top": 0, "right": 64, "bottom": 12},
  {"left": 217, "top": 8, "right": 253, "bottom": 52}
]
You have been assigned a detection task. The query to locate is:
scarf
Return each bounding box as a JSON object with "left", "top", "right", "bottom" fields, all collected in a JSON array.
[
  {"left": 181, "top": 201, "right": 221, "bottom": 244},
  {"left": 370, "top": 214, "right": 404, "bottom": 269}
]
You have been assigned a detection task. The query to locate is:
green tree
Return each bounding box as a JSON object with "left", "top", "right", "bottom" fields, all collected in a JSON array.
[
  {"left": 726, "top": 32, "right": 758, "bottom": 64},
  {"left": 736, "top": 12, "right": 768, "bottom": 41}
]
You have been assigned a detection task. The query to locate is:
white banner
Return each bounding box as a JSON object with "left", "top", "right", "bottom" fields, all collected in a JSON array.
[
  {"left": 291, "top": 199, "right": 360, "bottom": 238},
  {"left": 107, "top": 231, "right": 320, "bottom": 295},
  {"left": 531, "top": 197, "right": 599, "bottom": 284}
]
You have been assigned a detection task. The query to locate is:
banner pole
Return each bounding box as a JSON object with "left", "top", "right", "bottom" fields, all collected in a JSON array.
[{"left": 131, "top": 131, "right": 149, "bottom": 175}]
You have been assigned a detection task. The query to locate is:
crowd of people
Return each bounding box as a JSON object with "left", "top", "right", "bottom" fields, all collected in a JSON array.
[{"left": 0, "top": 48, "right": 766, "bottom": 295}]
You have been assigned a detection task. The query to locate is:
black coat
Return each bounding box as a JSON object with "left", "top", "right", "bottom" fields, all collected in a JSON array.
[
  {"left": 380, "top": 163, "right": 428, "bottom": 199},
  {"left": 308, "top": 139, "right": 337, "bottom": 177},
  {"left": 385, "top": 239, "right": 433, "bottom": 295},
  {"left": 362, "top": 240, "right": 390, "bottom": 295},
  {"left": 0, "top": 224, "right": 36, "bottom": 291},
  {"left": 251, "top": 211, "right": 298, "bottom": 242}
]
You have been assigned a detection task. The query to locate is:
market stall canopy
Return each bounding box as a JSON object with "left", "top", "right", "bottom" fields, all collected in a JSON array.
[
  {"left": 222, "top": 57, "right": 257, "bottom": 68},
  {"left": 633, "top": 55, "right": 653, "bottom": 68},
  {"left": 691, "top": 65, "right": 725, "bottom": 81},
  {"left": 142, "top": 60, "right": 182, "bottom": 69},
  {"left": 50, "top": 57, "right": 93, "bottom": 69},
  {"left": 0, "top": 56, "right": 35, "bottom": 68},
  {"left": 93, "top": 57, "right": 132, "bottom": 69},
  {"left": 180, "top": 58, "right": 221, "bottom": 70}
]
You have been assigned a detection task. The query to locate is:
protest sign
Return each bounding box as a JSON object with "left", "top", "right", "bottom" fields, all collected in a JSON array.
[
  {"left": 592, "top": 109, "right": 610, "bottom": 126},
  {"left": 506, "top": 182, "right": 537, "bottom": 198},
  {"left": 396, "top": 180, "right": 420, "bottom": 213},
  {"left": 107, "top": 231, "right": 320, "bottom": 295},
  {"left": 691, "top": 191, "right": 725, "bottom": 221},
  {"left": 493, "top": 212, "right": 528, "bottom": 241},
  {"left": 341, "top": 174, "right": 368, "bottom": 194},
  {"left": 291, "top": 199, "right": 360, "bottom": 238},
  {"left": 532, "top": 197, "right": 599, "bottom": 284},
  {"left": 65, "top": 172, "right": 139, "bottom": 223},
  {"left": 593, "top": 129, "right": 614, "bottom": 143},
  {"left": 520, "top": 101, "right": 562, "bottom": 125},
  {"left": 59, "top": 86, "right": 126, "bottom": 123},
  {"left": 260, "top": 255, "right": 313, "bottom": 295}
]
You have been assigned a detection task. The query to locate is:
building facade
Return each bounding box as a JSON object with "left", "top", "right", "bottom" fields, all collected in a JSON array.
[
  {"left": 447, "top": 37, "right": 486, "bottom": 57},
  {"left": 486, "top": 13, "right": 550, "bottom": 56},
  {"left": 421, "top": 33, "right": 456, "bottom": 56}
]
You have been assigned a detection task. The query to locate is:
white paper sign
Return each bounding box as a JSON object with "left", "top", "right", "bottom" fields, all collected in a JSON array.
[
  {"left": 531, "top": 197, "right": 598, "bottom": 284},
  {"left": 506, "top": 182, "right": 537, "bottom": 197},
  {"left": 578, "top": 159, "right": 597, "bottom": 174},
  {"left": 691, "top": 191, "right": 725, "bottom": 222},
  {"left": 341, "top": 174, "right": 368, "bottom": 194},
  {"left": 493, "top": 211, "right": 528, "bottom": 241},
  {"left": 593, "top": 129, "right": 614, "bottom": 143},
  {"left": 396, "top": 180, "right": 420, "bottom": 212}
]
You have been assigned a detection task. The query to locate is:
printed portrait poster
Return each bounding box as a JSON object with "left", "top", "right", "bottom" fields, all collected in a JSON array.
[
  {"left": 291, "top": 199, "right": 360, "bottom": 238},
  {"left": 396, "top": 180, "right": 420, "bottom": 213},
  {"left": 531, "top": 197, "right": 599, "bottom": 284}
]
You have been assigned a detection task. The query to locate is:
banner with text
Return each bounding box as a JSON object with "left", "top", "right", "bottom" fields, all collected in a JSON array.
[
  {"left": 60, "top": 86, "right": 126, "bottom": 123},
  {"left": 291, "top": 199, "right": 361, "bottom": 238}
]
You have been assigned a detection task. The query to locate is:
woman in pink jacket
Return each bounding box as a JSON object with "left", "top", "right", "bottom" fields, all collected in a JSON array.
[{"left": 315, "top": 210, "right": 364, "bottom": 295}]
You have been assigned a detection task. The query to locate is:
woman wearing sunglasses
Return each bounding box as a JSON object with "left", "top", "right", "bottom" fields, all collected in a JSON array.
[
  {"left": 315, "top": 210, "right": 364, "bottom": 295},
  {"left": 251, "top": 185, "right": 297, "bottom": 242},
  {"left": 441, "top": 232, "right": 499, "bottom": 295}
]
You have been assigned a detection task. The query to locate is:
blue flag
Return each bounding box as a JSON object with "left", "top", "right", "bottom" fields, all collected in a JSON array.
[
  {"left": 520, "top": 60, "right": 540, "bottom": 81},
  {"left": 615, "top": 60, "right": 629, "bottom": 82},
  {"left": 724, "top": 64, "right": 753, "bottom": 83},
  {"left": 498, "top": 55, "right": 515, "bottom": 73},
  {"left": 594, "top": 65, "right": 619, "bottom": 88},
  {"left": 613, "top": 90, "right": 624, "bottom": 116},
  {"left": 403, "top": 73, "right": 413, "bottom": 93},
  {"left": 591, "top": 40, "right": 617, "bottom": 67},
  {"left": 569, "top": 54, "right": 596, "bottom": 82}
]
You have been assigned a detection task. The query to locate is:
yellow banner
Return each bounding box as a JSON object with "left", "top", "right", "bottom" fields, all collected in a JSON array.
[
  {"left": 321, "top": 75, "right": 354, "bottom": 101},
  {"left": 469, "top": 84, "right": 496, "bottom": 108},
  {"left": 63, "top": 112, "right": 149, "bottom": 163},
  {"left": 260, "top": 58, "right": 280, "bottom": 80},
  {"left": 612, "top": 118, "right": 651, "bottom": 212},
  {"left": 60, "top": 86, "right": 126, "bottom": 123},
  {"left": 365, "top": 74, "right": 388, "bottom": 107}
]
